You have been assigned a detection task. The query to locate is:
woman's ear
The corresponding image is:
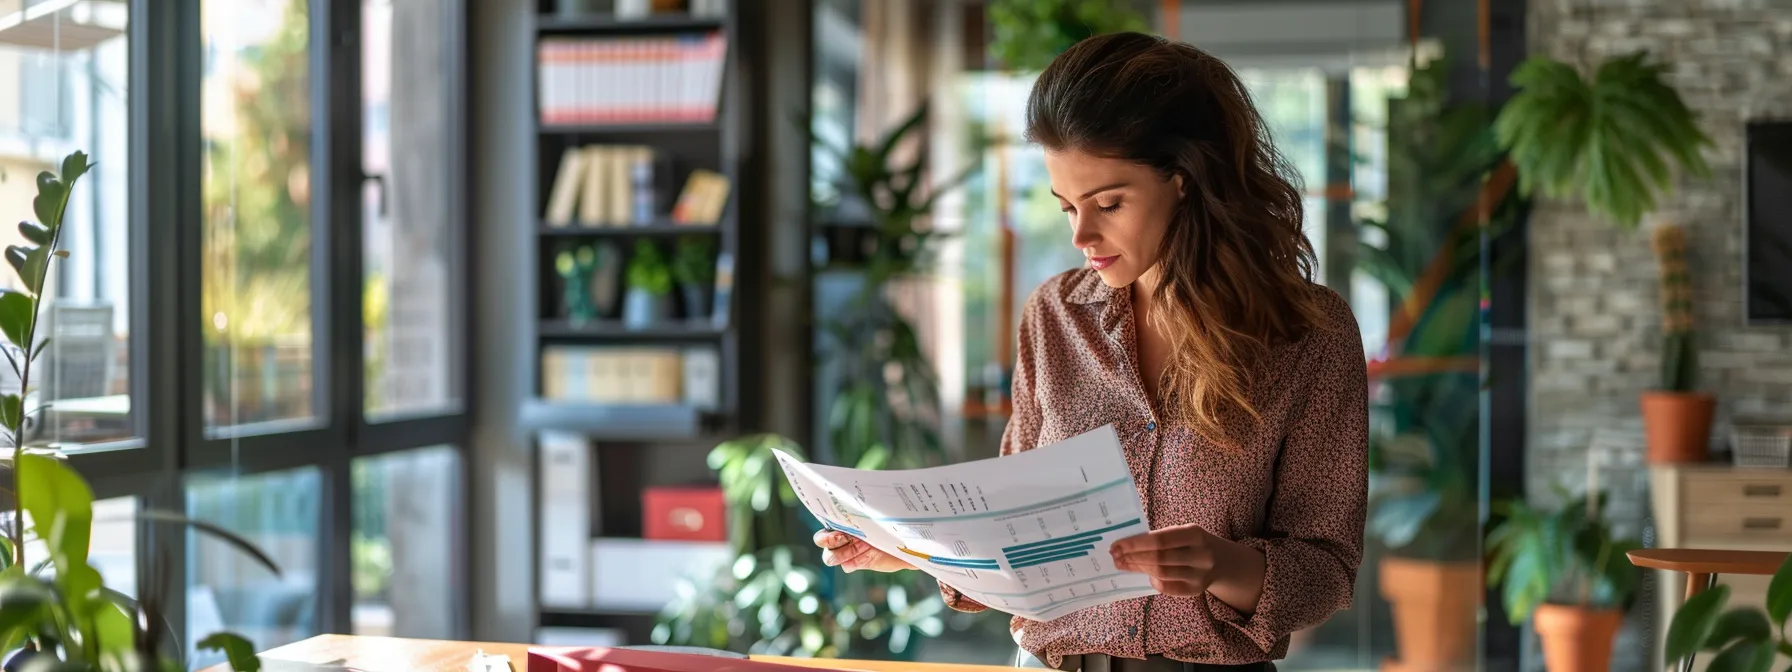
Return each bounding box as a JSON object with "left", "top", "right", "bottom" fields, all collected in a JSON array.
[{"left": 1173, "top": 173, "right": 1186, "bottom": 198}]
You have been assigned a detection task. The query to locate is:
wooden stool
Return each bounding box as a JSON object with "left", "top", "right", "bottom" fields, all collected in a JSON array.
[{"left": 1627, "top": 548, "right": 1792, "bottom": 672}]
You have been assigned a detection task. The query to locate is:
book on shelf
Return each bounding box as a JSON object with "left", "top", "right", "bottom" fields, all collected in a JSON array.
[
  {"left": 537, "top": 31, "right": 727, "bottom": 126},
  {"left": 710, "top": 251, "right": 733, "bottom": 329},
  {"left": 669, "top": 169, "right": 729, "bottom": 226},
  {"left": 542, "top": 346, "right": 719, "bottom": 407},
  {"left": 546, "top": 144, "right": 663, "bottom": 227}
]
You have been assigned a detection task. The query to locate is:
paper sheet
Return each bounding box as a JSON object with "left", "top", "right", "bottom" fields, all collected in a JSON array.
[{"left": 773, "top": 424, "right": 1157, "bottom": 621}]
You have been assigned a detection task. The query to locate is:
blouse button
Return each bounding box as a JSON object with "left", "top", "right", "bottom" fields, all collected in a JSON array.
[{"left": 1145, "top": 421, "right": 1157, "bottom": 432}]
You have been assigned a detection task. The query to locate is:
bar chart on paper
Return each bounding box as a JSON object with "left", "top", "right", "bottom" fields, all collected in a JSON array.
[{"left": 774, "top": 425, "right": 1158, "bottom": 621}]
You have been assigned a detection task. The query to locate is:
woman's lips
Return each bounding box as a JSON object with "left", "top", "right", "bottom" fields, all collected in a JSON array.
[{"left": 1089, "top": 255, "right": 1120, "bottom": 271}]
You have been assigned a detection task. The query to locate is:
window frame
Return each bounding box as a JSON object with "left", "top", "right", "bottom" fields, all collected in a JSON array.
[{"left": 63, "top": 0, "right": 473, "bottom": 648}]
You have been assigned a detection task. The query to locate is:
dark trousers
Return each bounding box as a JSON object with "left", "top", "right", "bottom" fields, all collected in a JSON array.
[{"left": 1024, "top": 652, "right": 1276, "bottom": 672}]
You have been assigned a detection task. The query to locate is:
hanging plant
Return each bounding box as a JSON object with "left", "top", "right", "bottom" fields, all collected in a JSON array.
[
  {"left": 986, "top": 0, "right": 1149, "bottom": 72},
  {"left": 1494, "top": 52, "right": 1712, "bottom": 229}
]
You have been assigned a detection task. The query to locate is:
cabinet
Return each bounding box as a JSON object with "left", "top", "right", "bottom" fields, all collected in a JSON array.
[{"left": 1649, "top": 466, "right": 1792, "bottom": 672}]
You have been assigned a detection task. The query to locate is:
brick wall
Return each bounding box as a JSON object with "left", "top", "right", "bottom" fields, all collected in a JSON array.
[
  {"left": 1527, "top": 0, "right": 1792, "bottom": 668},
  {"left": 1529, "top": 0, "right": 1792, "bottom": 493}
]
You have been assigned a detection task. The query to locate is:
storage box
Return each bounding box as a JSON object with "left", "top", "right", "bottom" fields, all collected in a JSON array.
[
  {"left": 528, "top": 646, "right": 818, "bottom": 672},
  {"left": 642, "top": 487, "right": 726, "bottom": 542},
  {"left": 538, "top": 432, "right": 592, "bottom": 608},
  {"left": 588, "top": 538, "right": 731, "bottom": 611}
]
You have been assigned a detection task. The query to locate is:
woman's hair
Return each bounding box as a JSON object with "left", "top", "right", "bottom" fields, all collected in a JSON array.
[{"left": 1027, "top": 32, "right": 1328, "bottom": 444}]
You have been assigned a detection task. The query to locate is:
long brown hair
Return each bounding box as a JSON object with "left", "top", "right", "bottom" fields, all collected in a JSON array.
[{"left": 1026, "top": 32, "right": 1328, "bottom": 442}]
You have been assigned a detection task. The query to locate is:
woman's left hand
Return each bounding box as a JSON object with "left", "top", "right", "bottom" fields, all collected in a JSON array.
[{"left": 1110, "top": 524, "right": 1266, "bottom": 610}]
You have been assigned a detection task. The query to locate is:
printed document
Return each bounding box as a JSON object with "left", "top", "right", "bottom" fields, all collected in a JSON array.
[{"left": 773, "top": 425, "right": 1157, "bottom": 621}]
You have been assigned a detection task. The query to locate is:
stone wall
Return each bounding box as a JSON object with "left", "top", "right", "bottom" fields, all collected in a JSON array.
[{"left": 1527, "top": 0, "right": 1792, "bottom": 668}]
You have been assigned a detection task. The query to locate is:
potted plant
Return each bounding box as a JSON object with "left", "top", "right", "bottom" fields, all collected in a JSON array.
[
  {"left": 623, "top": 239, "right": 673, "bottom": 329},
  {"left": 1495, "top": 52, "right": 1712, "bottom": 230},
  {"left": 1641, "top": 222, "right": 1713, "bottom": 464},
  {"left": 986, "top": 0, "right": 1147, "bottom": 72},
  {"left": 1485, "top": 492, "right": 1641, "bottom": 672},
  {"left": 0, "top": 152, "right": 276, "bottom": 671},
  {"left": 671, "top": 235, "right": 715, "bottom": 322},
  {"left": 1664, "top": 553, "right": 1792, "bottom": 671}
]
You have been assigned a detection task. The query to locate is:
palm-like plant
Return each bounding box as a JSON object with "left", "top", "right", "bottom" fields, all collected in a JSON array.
[
  {"left": 1360, "top": 55, "right": 1522, "bottom": 562},
  {"left": 1495, "top": 52, "right": 1712, "bottom": 229}
]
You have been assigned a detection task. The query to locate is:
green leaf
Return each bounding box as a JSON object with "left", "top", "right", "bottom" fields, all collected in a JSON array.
[
  {"left": 0, "top": 393, "right": 19, "bottom": 431},
  {"left": 1767, "top": 551, "right": 1792, "bottom": 627},
  {"left": 0, "top": 575, "right": 51, "bottom": 634},
  {"left": 1668, "top": 584, "right": 1730, "bottom": 664},
  {"left": 16, "top": 222, "right": 49, "bottom": 246},
  {"left": 31, "top": 175, "right": 66, "bottom": 233},
  {"left": 17, "top": 453, "right": 94, "bottom": 571},
  {"left": 1705, "top": 608, "right": 1772, "bottom": 650},
  {"left": 4, "top": 246, "right": 48, "bottom": 295},
  {"left": 133, "top": 510, "right": 281, "bottom": 578},
  {"left": 0, "top": 290, "right": 33, "bottom": 350},
  {"left": 1704, "top": 640, "right": 1775, "bottom": 672},
  {"left": 92, "top": 598, "right": 134, "bottom": 654},
  {"left": 197, "top": 631, "right": 262, "bottom": 672},
  {"left": 59, "top": 152, "right": 91, "bottom": 186}
]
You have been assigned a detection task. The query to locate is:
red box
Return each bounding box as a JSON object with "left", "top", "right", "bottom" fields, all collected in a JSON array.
[
  {"left": 528, "top": 647, "right": 821, "bottom": 672},
  {"left": 642, "top": 487, "right": 726, "bottom": 542}
]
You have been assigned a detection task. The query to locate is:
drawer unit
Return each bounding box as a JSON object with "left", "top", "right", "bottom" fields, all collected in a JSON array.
[{"left": 1651, "top": 466, "right": 1792, "bottom": 672}]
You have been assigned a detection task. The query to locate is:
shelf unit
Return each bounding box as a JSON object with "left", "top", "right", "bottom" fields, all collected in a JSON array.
[{"left": 529, "top": 1, "right": 746, "bottom": 648}]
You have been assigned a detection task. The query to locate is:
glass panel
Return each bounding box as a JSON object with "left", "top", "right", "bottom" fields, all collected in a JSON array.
[
  {"left": 186, "top": 468, "right": 321, "bottom": 668},
  {"left": 0, "top": 2, "right": 133, "bottom": 448},
  {"left": 201, "top": 0, "right": 317, "bottom": 430},
  {"left": 362, "top": 0, "right": 460, "bottom": 419},
  {"left": 950, "top": 6, "right": 1497, "bottom": 670},
  {"left": 352, "top": 446, "right": 461, "bottom": 638},
  {"left": 91, "top": 496, "right": 138, "bottom": 598}
]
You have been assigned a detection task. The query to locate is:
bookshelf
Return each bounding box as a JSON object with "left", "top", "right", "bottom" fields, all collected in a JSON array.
[{"left": 529, "top": 0, "right": 746, "bottom": 646}]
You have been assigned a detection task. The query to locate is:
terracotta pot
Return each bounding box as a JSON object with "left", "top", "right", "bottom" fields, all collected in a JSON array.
[
  {"left": 1379, "top": 557, "right": 1481, "bottom": 672},
  {"left": 1533, "top": 604, "right": 1624, "bottom": 672},
  {"left": 1641, "top": 391, "right": 1715, "bottom": 464}
]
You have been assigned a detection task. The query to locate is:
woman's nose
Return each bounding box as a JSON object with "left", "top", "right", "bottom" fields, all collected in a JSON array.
[{"left": 1070, "top": 215, "right": 1100, "bottom": 250}]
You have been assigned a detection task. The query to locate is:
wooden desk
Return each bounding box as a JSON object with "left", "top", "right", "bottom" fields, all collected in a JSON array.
[{"left": 222, "top": 635, "right": 1015, "bottom": 671}]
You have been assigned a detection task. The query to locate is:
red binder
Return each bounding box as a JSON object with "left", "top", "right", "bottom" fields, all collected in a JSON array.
[{"left": 527, "top": 647, "right": 828, "bottom": 672}]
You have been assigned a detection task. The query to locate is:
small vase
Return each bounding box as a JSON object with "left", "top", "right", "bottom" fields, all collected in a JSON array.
[
  {"left": 623, "top": 288, "right": 670, "bottom": 330},
  {"left": 1641, "top": 391, "right": 1715, "bottom": 464},
  {"left": 1532, "top": 604, "right": 1623, "bottom": 672},
  {"left": 680, "top": 282, "right": 713, "bottom": 322}
]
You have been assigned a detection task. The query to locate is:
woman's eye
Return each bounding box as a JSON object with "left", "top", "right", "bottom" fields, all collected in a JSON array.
[
  {"left": 1097, "top": 202, "right": 1122, "bottom": 214},
  {"left": 1059, "top": 204, "right": 1075, "bottom": 213}
]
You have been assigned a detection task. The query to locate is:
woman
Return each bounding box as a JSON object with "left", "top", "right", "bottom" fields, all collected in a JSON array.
[{"left": 812, "top": 32, "right": 1367, "bottom": 672}]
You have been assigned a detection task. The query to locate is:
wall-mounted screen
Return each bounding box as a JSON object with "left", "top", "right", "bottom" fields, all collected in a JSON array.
[{"left": 1746, "top": 121, "right": 1792, "bottom": 323}]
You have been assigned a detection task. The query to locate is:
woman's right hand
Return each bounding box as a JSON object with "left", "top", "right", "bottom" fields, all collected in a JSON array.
[{"left": 813, "top": 530, "right": 912, "bottom": 573}]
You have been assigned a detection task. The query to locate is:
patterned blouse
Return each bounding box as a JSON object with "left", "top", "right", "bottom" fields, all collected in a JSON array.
[{"left": 939, "top": 268, "right": 1368, "bottom": 667}]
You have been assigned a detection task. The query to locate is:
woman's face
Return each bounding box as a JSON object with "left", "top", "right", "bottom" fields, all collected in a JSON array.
[{"left": 1043, "top": 148, "right": 1183, "bottom": 289}]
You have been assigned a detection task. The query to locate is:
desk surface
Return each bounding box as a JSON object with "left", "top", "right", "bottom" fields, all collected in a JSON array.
[{"left": 226, "top": 634, "right": 1014, "bottom": 672}]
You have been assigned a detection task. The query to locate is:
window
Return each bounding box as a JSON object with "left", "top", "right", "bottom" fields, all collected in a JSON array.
[
  {"left": 0, "top": 1, "right": 133, "bottom": 449},
  {"left": 352, "top": 446, "right": 461, "bottom": 637},
  {"left": 186, "top": 468, "right": 322, "bottom": 667},
  {"left": 200, "top": 0, "right": 318, "bottom": 431},
  {"left": 362, "top": 0, "right": 461, "bottom": 420}
]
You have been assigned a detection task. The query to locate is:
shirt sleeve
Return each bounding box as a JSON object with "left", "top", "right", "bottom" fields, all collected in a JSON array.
[
  {"left": 1205, "top": 305, "right": 1369, "bottom": 652},
  {"left": 940, "top": 295, "right": 1046, "bottom": 613}
]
